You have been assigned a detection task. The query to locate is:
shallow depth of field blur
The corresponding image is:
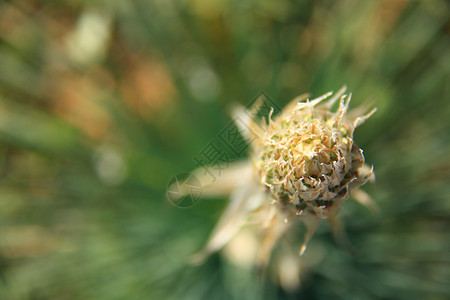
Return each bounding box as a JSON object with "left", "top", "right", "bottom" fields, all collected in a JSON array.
[{"left": 0, "top": 1, "right": 449, "bottom": 299}]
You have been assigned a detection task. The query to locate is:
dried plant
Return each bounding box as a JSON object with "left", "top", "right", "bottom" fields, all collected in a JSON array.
[{"left": 188, "top": 87, "right": 377, "bottom": 285}]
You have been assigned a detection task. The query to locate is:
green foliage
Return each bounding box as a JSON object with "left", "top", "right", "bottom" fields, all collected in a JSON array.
[{"left": 0, "top": 0, "right": 449, "bottom": 299}]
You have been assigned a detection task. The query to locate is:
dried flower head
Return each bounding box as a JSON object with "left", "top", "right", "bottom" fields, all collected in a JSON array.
[
  {"left": 180, "top": 87, "right": 376, "bottom": 284},
  {"left": 255, "top": 89, "right": 375, "bottom": 221}
]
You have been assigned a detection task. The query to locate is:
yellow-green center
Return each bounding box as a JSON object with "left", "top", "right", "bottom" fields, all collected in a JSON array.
[{"left": 258, "top": 116, "right": 363, "bottom": 216}]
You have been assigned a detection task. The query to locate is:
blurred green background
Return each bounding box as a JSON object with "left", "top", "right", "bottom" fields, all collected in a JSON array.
[{"left": 0, "top": 0, "right": 449, "bottom": 299}]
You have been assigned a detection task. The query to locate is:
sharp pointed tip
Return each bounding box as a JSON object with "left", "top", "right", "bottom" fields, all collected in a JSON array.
[
  {"left": 337, "top": 85, "right": 347, "bottom": 95},
  {"left": 370, "top": 107, "right": 378, "bottom": 116},
  {"left": 299, "top": 245, "right": 306, "bottom": 256}
]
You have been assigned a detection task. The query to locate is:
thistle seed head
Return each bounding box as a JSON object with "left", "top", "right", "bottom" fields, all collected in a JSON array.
[
  {"left": 188, "top": 87, "right": 376, "bottom": 266},
  {"left": 254, "top": 89, "right": 375, "bottom": 219}
]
